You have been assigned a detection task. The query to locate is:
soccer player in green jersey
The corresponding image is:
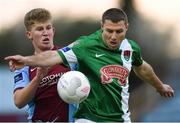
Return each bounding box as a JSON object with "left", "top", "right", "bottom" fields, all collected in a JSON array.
[{"left": 5, "top": 8, "right": 174, "bottom": 122}]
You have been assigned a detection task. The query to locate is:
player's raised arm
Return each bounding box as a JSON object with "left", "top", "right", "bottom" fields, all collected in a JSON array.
[
  {"left": 133, "top": 60, "right": 174, "bottom": 97},
  {"left": 5, "top": 50, "right": 62, "bottom": 71}
]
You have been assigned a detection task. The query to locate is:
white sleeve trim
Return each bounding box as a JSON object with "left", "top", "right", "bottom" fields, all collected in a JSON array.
[{"left": 59, "top": 48, "right": 78, "bottom": 64}]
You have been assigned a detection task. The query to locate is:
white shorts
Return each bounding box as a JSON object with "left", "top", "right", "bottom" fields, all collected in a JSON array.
[
  {"left": 75, "top": 118, "right": 131, "bottom": 123},
  {"left": 75, "top": 118, "right": 96, "bottom": 123}
]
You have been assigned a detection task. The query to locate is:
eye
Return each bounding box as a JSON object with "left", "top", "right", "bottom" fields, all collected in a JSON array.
[
  {"left": 46, "top": 25, "right": 52, "bottom": 30},
  {"left": 116, "top": 29, "right": 123, "bottom": 34},
  {"left": 106, "top": 29, "right": 113, "bottom": 33},
  {"left": 36, "top": 27, "right": 43, "bottom": 31}
]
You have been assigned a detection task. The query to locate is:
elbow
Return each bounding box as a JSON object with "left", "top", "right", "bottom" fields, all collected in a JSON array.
[
  {"left": 14, "top": 90, "right": 28, "bottom": 109},
  {"left": 14, "top": 100, "right": 26, "bottom": 109},
  {"left": 14, "top": 103, "right": 25, "bottom": 109},
  {"left": 16, "top": 105, "right": 24, "bottom": 109}
]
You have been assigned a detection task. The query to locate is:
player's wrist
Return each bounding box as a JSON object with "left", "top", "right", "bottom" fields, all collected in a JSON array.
[
  {"left": 155, "top": 83, "right": 164, "bottom": 92},
  {"left": 24, "top": 56, "right": 31, "bottom": 66}
]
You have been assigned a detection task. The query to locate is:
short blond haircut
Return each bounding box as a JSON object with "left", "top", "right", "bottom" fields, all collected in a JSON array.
[{"left": 24, "top": 8, "right": 52, "bottom": 31}]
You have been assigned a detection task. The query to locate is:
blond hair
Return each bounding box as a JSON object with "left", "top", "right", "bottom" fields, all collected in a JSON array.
[{"left": 24, "top": 8, "right": 52, "bottom": 31}]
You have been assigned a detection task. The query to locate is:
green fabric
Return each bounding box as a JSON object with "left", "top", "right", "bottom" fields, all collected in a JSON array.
[{"left": 57, "top": 29, "right": 143, "bottom": 122}]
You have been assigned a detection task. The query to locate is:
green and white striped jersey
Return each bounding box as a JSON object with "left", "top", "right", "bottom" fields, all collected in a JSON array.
[{"left": 58, "top": 29, "right": 143, "bottom": 122}]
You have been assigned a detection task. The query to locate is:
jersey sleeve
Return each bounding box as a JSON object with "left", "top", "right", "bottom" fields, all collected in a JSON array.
[
  {"left": 13, "top": 66, "right": 30, "bottom": 92},
  {"left": 57, "top": 46, "right": 78, "bottom": 69},
  {"left": 129, "top": 40, "right": 143, "bottom": 66},
  {"left": 57, "top": 38, "right": 86, "bottom": 69},
  {"left": 133, "top": 48, "right": 143, "bottom": 66}
]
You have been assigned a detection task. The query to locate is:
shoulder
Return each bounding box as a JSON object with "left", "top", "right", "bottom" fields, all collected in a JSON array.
[
  {"left": 74, "top": 30, "right": 102, "bottom": 46},
  {"left": 76, "top": 29, "right": 102, "bottom": 44},
  {"left": 126, "top": 39, "right": 141, "bottom": 51},
  {"left": 14, "top": 66, "right": 30, "bottom": 81},
  {"left": 127, "top": 39, "right": 140, "bottom": 48},
  {"left": 14, "top": 66, "right": 30, "bottom": 90},
  {"left": 14, "top": 66, "right": 30, "bottom": 74}
]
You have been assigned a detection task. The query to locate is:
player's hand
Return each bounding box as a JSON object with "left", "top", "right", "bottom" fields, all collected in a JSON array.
[
  {"left": 4, "top": 55, "right": 26, "bottom": 71},
  {"left": 157, "top": 84, "right": 174, "bottom": 97},
  {"left": 36, "top": 67, "right": 49, "bottom": 80}
]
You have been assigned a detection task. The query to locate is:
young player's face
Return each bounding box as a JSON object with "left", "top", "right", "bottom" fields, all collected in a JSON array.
[
  {"left": 26, "top": 21, "right": 55, "bottom": 53},
  {"left": 101, "top": 20, "right": 128, "bottom": 50}
]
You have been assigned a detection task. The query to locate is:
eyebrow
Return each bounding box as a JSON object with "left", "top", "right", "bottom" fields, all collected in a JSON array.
[{"left": 106, "top": 28, "right": 124, "bottom": 32}]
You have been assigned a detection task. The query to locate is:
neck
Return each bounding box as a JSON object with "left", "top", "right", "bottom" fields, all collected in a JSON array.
[{"left": 34, "top": 45, "right": 54, "bottom": 54}]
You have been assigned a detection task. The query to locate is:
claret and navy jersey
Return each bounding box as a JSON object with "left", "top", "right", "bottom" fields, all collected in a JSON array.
[
  {"left": 13, "top": 46, "right": 77, "bottom": 122},
  {"left": 58, "top": 29, "right": 143, "bottom": 122}
]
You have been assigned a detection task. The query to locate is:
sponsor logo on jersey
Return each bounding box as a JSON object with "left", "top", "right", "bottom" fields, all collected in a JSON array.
[
  {"left": 123, "top": 50, "right": 131, "bottom": 61},
  {"left": 30, "top": 67, "right": 37, "bottom": 72},
  {"left": 95, "top": 53, "right": 105, "bottom": 58},
  {"left": 39, "top": 72, "right": 64, "bottom": 87},
  {"left": 100, "top": 65, "right": 129, "bottom": 86},
  {"left": 61, "top": 47, "right": 71, "bottom": 52},
  {"left": 14, "top": 73, "right": 23, "bottom": 83}
]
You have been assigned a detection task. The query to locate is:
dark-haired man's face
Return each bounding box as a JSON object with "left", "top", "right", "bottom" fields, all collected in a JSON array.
[{"left": 101, "top": 20, "right": 128, "bottom": 50}]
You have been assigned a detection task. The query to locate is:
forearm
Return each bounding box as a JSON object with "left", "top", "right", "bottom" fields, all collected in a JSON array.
[
  {"left": 25, "top": 50, "right": 62, "bottom": 67},
  {"left": 14, "top": 77, "right": 40, "bottom": 108},
  {"left": 134, "top": 61, "right": 163, "bottom": 91}
]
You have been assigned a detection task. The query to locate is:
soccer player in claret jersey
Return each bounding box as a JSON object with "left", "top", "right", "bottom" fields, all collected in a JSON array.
[
  {"left": 9, "top": 8, "right": 76, "bottom": 122},
  {"left": 5, "top": 8, "right": 174, "bottom": 122}
]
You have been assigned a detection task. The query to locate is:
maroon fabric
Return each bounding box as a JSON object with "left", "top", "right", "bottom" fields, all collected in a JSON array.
[{"left": 29, "top": 46, "right": 70, "bottom": 122}]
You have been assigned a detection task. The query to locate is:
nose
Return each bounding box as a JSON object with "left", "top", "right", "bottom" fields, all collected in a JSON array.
[
  {"left": 42, "top": 29, "right": 48, "bottom": 35},
  {"left": 111, "top": 32, "right": 117, "bottom": 40}
]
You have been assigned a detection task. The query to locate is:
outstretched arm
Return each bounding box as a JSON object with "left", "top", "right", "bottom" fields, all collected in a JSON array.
[
  {"left": 133, "top": 60, "right": 174, "bottom": 97},
  {"left": 5, "top": 50, "right": 62, "bottom": 71}
]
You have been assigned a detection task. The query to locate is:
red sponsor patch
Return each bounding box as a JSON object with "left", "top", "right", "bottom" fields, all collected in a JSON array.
[{"left": 100, "top": 65, "right": 129, "bottom": 86}]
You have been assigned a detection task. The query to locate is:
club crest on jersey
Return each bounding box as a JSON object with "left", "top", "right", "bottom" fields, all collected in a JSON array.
[
  {"left": 123, "top": 50, "right": 131, "bottom": 61},
  {"left": 100, "top": 65, "right": 129, "bottom": 86}
]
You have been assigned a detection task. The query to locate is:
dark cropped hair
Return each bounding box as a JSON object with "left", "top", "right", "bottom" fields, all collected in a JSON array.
[{"left": 102, "top": 8, "right": 128, "bottom": 24}]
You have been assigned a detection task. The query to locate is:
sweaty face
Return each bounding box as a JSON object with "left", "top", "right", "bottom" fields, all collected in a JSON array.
[
  {"left": 101, "top": 20, "right": 128, "bottom": 50},
  {"left": 26, "top": 21, "right": 55, "bottom": 53}
]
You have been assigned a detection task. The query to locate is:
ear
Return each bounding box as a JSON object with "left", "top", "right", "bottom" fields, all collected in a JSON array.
[
  {"left": 101, "top": 21, "right": 104, "bottom": 29},
  {"left": 26, "top": 31, "right": 32, "bottom": 40},
  {"left": 53, "top": 27, "right": 55, "bottom": 34},
  {"left": 125, "top": 23, "right": 129, "bottom": 31}
]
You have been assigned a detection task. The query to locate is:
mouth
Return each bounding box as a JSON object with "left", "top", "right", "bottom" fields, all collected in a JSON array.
[
  {"left": 108, "top": 40, "right": 119, "bottom": 50},
  {"left": 110, "top": 40, "right": 118, "bottom": 46},
  {"left": 42, "top": 38, "right": 50, "bottom": 44},
  {"left": 43, "top": 38, "right": 49, "bottom": 41}
]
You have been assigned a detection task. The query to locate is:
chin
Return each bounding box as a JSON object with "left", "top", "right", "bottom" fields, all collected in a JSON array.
[
  {"left": 42, "top": 46, "right": 52, "bottom": 51},
  {"left": 109, "top": 45, "right": 118, "bottom": 50}
]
